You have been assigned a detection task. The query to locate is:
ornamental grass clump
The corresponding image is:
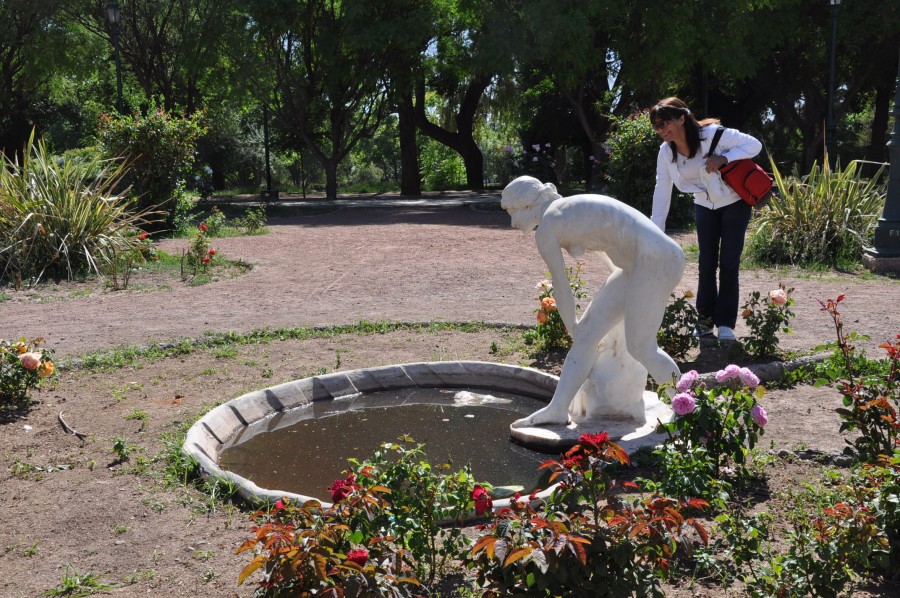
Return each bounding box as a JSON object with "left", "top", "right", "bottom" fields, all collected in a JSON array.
[
  {"left": 465, "top": 433, "right": 708, "bottom": 597},
  {"left": 1, "top": 336, "right": 55, "bottom": 404},
  {"left": 0, "top": 131, "right": 157, "bottom": 288},
  {"left": 748, "top": 159, "right": 886, "bottom": 267}
]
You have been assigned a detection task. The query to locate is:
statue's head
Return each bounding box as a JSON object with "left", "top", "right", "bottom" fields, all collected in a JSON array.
[
  {"left": 501, "top": 176, "right": 559, "bottom": 233},
  {"left": 501, "top": 176, "right": 558, "bottom": 211}
]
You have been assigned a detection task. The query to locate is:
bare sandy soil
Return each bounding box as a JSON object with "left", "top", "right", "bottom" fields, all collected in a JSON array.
[{"left": 1, "top": 197, "right": 899, "bottom": 597}]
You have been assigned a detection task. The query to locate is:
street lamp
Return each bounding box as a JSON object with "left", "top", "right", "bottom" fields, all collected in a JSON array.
[
  {"left": 106, "top": 0, "right": 124, "bottom": 113},
  {"left": 825, "top": 0, "right": 841, "bottom": 166},
  {"left": 862, "top": 48, "right": 900, "bottom": 274}
]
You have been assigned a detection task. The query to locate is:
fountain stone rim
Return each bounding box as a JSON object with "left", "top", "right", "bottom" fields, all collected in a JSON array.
[{"left": 182, "top": 360, "right": 562, "bottom": 511}]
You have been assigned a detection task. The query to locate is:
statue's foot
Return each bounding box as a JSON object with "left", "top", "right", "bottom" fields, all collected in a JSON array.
[{"left": 511, "top": 406, "right": 569, "bottom": 428}]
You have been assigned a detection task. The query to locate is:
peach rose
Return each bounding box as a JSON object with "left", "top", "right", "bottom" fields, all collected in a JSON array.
[
  {"left": 19, "top": 352, "right": 41, "bottom": 370},
  {"left": 769, "top": 289, "right": 787, "bottom": 305},
  {"left": 536, "top": 310, "right": 549, "bottom": 324},
  {"left": 540, "top": 297, "right": 556, "bottom": 311}
]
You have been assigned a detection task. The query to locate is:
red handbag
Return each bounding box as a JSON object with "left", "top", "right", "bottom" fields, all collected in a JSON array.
[{"left": 708, "top": 127, "right": 773, "bottom": 207}]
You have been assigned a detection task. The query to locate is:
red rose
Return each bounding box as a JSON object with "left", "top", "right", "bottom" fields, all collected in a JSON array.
[
  {"left": 208, "top": 249, "right": 216, "bottom": 255},
  {"left": 329, "top": 474, "right": 358, "bottom": 502},
  {"left": 472, "top": 485, "right": 493, "bottom": 516},
  {"left": 139, "top": 232, "right": 148, "bottom": 240},
  {"left": 577, "top": 432, "right": 609, "bottom": 448},
  {"left": 347, "top": 548, "right": 369, "bottom": 566},
  {"left": 199, "top": 223, "right": 208, "bottom": 231},
  {"left": 203, "top": 257, "right": 210, "bottom": 264}
]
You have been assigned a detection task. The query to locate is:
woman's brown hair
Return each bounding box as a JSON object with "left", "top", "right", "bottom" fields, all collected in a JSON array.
[{"left": 649, "top": 97, "right": 720, "bottom": 162}]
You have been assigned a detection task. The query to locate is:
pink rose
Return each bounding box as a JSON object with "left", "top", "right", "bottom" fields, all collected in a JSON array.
[
  {"left": 715, "top": 364, "right": 742, "bottom": 383},
  {"left": 750, "top": 405, "right": 768, "bottom": 427},
  {"left": 472, "top": 485, "right": 493, "bottom": 516},
  {"left": 672, "top": 393, "right": 697, "bottom": 416},
  {"left": 19, "top": 352, "right": 41, "bottom": 371},
  {"left": 347, "top": 548, "right": 369, "bottom": 566},
  {"left": 676, "top": 370, "right": 699, "bottom": 393},
  {"left": 769, "top": 289, "right": 787, "bottom": 305},
  {"left": 739, "top": 367, "right": 760, "bottom": 388}
]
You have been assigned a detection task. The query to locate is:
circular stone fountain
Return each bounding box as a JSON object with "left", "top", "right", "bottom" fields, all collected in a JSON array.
[{"left": 183, "top": 361, "right": 568, "bottom": 509}]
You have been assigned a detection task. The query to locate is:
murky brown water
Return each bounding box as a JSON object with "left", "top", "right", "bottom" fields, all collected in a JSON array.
[{"left": 219, "top": 387, "right": 554, "bottom": 499}]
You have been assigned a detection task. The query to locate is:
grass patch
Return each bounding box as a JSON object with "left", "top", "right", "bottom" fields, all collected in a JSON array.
[{"left": 69, "top": 320, "right": 522, "bottom": 372}]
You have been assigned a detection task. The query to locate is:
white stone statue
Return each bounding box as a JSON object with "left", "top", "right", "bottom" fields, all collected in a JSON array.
[{"left": 501, "top": 176, "right": 684, "bottom": 442}]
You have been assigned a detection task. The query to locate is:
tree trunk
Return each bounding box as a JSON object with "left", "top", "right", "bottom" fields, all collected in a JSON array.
[
  {"left": 325, "top": 159, "right": 338, "bottom": 200},
  {"left": 397, "top": 92, "right": 421, "bottom": 195},
  {"left": 413, "top": 75, "right": 490, "bottom": 190}
]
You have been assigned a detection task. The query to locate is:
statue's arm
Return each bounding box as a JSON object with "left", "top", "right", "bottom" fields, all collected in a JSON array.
[{"left": 536, "top": 231, "right": 577, "bottom": 335}]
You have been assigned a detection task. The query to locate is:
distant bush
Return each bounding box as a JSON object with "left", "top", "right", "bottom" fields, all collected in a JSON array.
[
  {"left": 420, "top": 139, "right": 465, "bottom": 190},
  {"left": 747, "top": 160, "right": 886, "bottom": 267},
  {"left": 99, "top": 107, "right": 206, "bottom": 231}
]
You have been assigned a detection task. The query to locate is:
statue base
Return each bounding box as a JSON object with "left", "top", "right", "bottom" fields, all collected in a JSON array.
[{"left": 509, "top": 391, "right": 674, "bottom": 453}]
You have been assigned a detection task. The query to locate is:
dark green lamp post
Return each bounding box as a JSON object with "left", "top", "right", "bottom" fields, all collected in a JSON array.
[{"left": 863, "top": 49, "right": 900, "bottom": 274}]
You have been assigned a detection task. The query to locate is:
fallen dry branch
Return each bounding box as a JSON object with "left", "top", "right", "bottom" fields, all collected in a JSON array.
[{"left": 57, "top": 411, "right": 87, "bottom": 441}]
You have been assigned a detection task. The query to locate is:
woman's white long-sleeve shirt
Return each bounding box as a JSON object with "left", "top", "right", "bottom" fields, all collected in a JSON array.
[{"left": 650, "top": 125, "right": 762, "bottom": 231}]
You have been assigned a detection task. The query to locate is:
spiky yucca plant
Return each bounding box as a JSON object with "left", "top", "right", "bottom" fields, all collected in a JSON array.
[
  {"left": 0, "top": 131, "right": 159, "bottom": 287},
  {"left": 747, "top": 159, "right": 886, "bottom": 267}
]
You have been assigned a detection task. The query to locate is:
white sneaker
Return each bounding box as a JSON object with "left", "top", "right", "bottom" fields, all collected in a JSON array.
[{"left": 717, "top": 326, "right": 736, "bottom": 342}]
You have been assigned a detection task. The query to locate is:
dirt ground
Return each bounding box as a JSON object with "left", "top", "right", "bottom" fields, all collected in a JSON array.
[{"left": 1, "top": 196, "right": 899, "bottom": 597}]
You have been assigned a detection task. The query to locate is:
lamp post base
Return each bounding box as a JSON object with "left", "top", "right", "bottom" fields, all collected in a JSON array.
[{"left": 863, "top": 249, "right": 900, "bottom": 275}]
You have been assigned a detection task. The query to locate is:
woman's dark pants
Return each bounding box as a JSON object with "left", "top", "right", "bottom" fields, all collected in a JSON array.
[{"left": 694, "top": 200, "right": 752, "bottom": 329}]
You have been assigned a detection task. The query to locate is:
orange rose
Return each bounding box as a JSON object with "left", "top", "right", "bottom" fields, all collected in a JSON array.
[
  {"left": 38, "top": 360, "right": 55, "bottom": 378},
  {"left": 15, "top": 342, "right": 27, "bottom": 354},
  {"left": 536, "top": 310, "right": 549, "bottom": 324},
  {"left": 540, "top": 297, "right": 556, "bottom": 311},
  {"left": 741, "top": 309, "right": 752, "bottom": 318}
]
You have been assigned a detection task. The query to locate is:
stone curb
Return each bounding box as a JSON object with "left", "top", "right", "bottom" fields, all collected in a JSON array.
[{"left": 694, "top": 351, "right": 831, "bottom": 389}]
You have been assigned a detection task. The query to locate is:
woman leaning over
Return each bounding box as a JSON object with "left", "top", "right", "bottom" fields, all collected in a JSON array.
[{"left": 649, "top": 97, "right": 762, "bottom": 342}]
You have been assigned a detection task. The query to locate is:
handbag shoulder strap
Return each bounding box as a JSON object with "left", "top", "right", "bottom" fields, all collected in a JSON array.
[{"left": 706, "top": 126, "right": 725, "bottom": 157}]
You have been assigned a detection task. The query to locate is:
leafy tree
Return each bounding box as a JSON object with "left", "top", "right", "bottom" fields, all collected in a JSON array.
[
  {"left": 253, "top": 0, "right": 432, "bottom": 199},
  {"left": 411, "top": 0, "right": 521, "bottom": 190},
  {"left": 0, "top": 1, "right": 90, "bottom": 157}
]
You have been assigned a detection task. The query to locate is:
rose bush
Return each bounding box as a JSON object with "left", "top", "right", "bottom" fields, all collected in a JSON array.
[
  {"left": 658, "top": 365, "right": 768, "bottom": 477},
  {"left": 1, "top": 337, "right": 56, "bottom": 404},
  {"left": 741, "top": 284, "right": 795, "bottom": 357}
]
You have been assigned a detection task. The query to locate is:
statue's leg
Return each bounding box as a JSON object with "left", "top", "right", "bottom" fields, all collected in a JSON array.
[
  {"left": 623, "top": 254, "right": 684, "bottom": 390},
  {"left": 518, "top": 270, "right": 625, "bottom": 426}
]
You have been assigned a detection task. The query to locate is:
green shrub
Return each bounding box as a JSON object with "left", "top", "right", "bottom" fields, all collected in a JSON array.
[
  {"left": 420, "top": 139, "right": 465, "bottom": 190},
  {"left": 604, "top": 112, "right": 694, "bottom": 228},
  {"left": 747, "top": 160, "right": 886, "bottom": 267},
  {"left": 0, "top": 131, "right": 154, "bottom": 287},
  {"left": 99, "top": 107, "right": 206, "bottom": 230}
]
